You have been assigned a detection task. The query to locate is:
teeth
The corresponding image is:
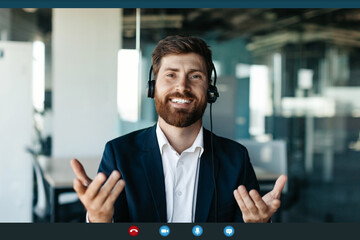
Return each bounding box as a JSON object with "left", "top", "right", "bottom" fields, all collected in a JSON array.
[{"left": 171, "top": 98, "right": 191, "bottom": 104}]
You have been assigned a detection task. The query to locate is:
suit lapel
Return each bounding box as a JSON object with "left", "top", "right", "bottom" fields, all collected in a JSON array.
[
  {"left": 139, "top": 125, "right": 167, "bottom": 222},
  {"left": 195, "top": 129, "right": 219, "bottom": 222}
]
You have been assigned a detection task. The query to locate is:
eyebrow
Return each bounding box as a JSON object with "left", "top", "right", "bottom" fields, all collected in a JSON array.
[
  {"left": 163, "top": 68, "right": 179, "bottom": 72},
  {"left": 163, "top": 68, "right": 205, "bottom": 74}
]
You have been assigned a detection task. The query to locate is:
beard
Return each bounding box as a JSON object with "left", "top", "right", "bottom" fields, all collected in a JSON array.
[{"left": 155, "top": 91, "right": 207, "bottom": 128}]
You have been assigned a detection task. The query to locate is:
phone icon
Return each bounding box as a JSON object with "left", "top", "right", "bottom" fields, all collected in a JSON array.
[{"left": 128, "top": 226, "right": 140, "bottom": 236}]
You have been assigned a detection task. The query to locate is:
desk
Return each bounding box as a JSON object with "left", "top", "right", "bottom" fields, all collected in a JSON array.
[
  {"left": 43, "top": 159, "right": 280, "bottom": 222},
  {"left": 253, "top": 166, "right": 280, "bottom": 184}
]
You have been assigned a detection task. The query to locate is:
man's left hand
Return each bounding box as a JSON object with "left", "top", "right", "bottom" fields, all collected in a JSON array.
[{"left": 233, "top": 175, "right": 287, "bottom": 223}]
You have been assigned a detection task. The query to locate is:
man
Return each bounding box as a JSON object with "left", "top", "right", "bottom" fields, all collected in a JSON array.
[{"left": 71, "top": 35, "right": 287, "bottom": 223}]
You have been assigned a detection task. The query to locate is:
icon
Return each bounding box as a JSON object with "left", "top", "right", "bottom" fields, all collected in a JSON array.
[
  {"left": 192, "top": 225, "right": 203, "bottom": 237},
  {"left": 128, "top": 225, "right": 139, "bottom": 237},
  {"left": 224, "top": 226, "right": 234, "bottom": 237},
  {"left": 159, "top": 225, "right": 170, "bottom": 237}
]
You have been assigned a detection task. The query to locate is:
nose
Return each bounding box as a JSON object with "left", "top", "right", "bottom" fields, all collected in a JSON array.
[{"left": 175, "top": 74, "right": 190, "bottom": 92}]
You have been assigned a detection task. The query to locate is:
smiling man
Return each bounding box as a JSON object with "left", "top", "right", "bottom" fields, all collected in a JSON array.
[{"left": 71, "top": 35, "right": 287, "bottom": 223}]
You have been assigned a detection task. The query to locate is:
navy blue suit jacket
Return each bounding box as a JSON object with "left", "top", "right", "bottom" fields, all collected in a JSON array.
[{"left": 98, "top": 124, "right": 259, "bottom": 222}]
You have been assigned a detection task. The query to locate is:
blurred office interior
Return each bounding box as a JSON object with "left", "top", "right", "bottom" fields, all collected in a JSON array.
[{"left": 0, "top": 8, "right": 359, "bottom": 222}]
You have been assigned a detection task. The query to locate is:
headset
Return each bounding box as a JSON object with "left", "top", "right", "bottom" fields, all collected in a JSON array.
[
  {"left": 147, "top": 64, "right": 219, "bottom": 103},
  {"left": 147, "top": 62, "right": 219, "bottom": 222}
]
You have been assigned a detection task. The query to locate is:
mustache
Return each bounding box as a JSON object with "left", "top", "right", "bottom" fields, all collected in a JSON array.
[{"left": 166, "top": 91, "right": 197, "bottom": 100}]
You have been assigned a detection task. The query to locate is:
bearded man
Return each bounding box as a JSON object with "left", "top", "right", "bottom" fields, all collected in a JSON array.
[{"left": 71, "top": 35, "right": 287, "bottom": 223}]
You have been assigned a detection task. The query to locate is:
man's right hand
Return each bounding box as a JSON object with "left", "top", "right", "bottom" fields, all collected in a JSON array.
[{"left": 70, "top": 158, "right": 126, "bottom": 222}]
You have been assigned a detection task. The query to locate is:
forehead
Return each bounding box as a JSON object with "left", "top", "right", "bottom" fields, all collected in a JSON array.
[{"left": 159, "top": 53, "right": 206, "bottom": 72}]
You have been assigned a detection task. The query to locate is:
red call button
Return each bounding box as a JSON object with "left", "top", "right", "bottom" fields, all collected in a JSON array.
[{"left": 128, "top": 225, "right": 140, "bottom": 237}]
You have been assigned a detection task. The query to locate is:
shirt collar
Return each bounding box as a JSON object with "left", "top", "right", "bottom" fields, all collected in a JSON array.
[{"left": 156, "top": 123, "right": 204, "bottom": 156}]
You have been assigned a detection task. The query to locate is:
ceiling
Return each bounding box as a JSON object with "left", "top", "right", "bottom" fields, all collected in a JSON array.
[
  {"left": 123, "top": 9, "right": 360, "bottom": 38},
  {"left": 30, "top": 8, "right": 360, "bottom": 50}
]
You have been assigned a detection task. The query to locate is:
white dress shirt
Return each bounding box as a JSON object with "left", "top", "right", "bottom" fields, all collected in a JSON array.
[
  {"left": 156, "top": 124, "right": 204, "bottom": 223},
  {"left": 87, "top": 124, "right": 204, "bottom": 223}
]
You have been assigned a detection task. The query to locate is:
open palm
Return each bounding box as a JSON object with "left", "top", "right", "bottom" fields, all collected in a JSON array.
[{"left": 233, "top": 175, "right": 287, "bottom": 223}]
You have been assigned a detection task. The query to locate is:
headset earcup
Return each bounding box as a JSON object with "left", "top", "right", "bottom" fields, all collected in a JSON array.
[
  {"left": 147, "top": 80, "right": 155, "bottom": 98},
  {"left": 207, "top": 85, "right": 219, "bottom": 103}
]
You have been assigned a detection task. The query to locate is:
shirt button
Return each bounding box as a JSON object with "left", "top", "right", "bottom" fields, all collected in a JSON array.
[
  {"left": 178, "top": 161, "right": 183, "bottom": 166},
  {"left": 177, "top": 191, "right": 182, "bottom": 197}
]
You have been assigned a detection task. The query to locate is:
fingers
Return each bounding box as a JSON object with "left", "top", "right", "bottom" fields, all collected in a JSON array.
[
  {"left": 271, "top": 175, "right": 287, "bottom": 199},
  {"left": 233, "top": 176, "right": 287, "bottom": 223},
  {"left": 249, "top": 190, "right": 267, "bottom": 212},
  {"left": 70, "top": 158, "right": 92, "bottom": 186},
  {"left": 92, "top": 171, "right": 122, "bottom": 204},
  {"left": 76, "top": 170, "right": 125, "bottom": 206},
  {"left": 233, "top": 189, "right": 250, "bottom": 216},
  {"left": 238, "top": 186, "right": 257, "bottom": 213},
  {"left": 233, "top": 185, "right": 276, "bottom": 223},
  {"left": 105, "top": 178, "right": 126, "bottom": 206},
  {"left": 234, "top": 186, "right": 260, "bottom": 217},
  {"left": 249, "top": 189, "right": 280, "bottom": 220},
  {"left": 86, "top": 172, "right": 108, "bottom": 200},
  {"left": 70, "top": 158, "right": 125, "bottom": 223},
  {"left": 73, "top": 178, "right": 86, "bottom": 195}
]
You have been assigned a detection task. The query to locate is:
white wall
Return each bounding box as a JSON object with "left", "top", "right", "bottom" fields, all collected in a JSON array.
[
  {"left": 0, "top": 41, "right": 33, "bottom": 222},
  {"left": 52, "top": 9, "right": 120, "bottom": 159}
]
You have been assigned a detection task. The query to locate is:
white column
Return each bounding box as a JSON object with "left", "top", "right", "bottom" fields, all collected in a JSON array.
[
  {"left": 0, "top": 41, "right": 33, "bottom": 222},
  {"left": 52, "top": 9, "right": 121, "bottom": 159}
]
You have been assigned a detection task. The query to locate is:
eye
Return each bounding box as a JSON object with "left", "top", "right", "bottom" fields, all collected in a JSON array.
[
  {"left": 166, "top": 73, "right": 175, "bottom": 78},
  {"left": 190, "top": 73, "right": 203, "bottom": 80}
]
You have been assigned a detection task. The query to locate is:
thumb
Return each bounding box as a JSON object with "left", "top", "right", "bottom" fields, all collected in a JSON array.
[
  {"left": 70, "top": 158, "right": 92, "bottom": 187},
  {"left": 272, "top": 175, "right": 287, "bottom": 199}
]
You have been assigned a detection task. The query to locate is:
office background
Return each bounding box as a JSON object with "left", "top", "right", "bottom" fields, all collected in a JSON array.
[{"left": 0, "top": 8, "right": 359, "bottom": 222}]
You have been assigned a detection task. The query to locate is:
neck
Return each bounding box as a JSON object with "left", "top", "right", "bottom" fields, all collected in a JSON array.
[{"left": 158, "top": 117, "right": 202, "bottom": 154}]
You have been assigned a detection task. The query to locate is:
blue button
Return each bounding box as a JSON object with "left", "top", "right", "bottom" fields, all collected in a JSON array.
[
  {"left": 192, "top": 225, "right": 203, "bottom": 237},
  {"left": 159, "top": 225, "right": 170, "bottom": 237},
  {"left": 224, "top": 226, "right": 235, "bottom": 237}
]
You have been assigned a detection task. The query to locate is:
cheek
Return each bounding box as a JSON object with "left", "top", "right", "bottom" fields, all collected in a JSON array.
[
  {"left": 196, "top": 85, "right": 209, "bottom": 99},
  {"left": 154, "top": 84, "right": 170, "bottom": 99}
]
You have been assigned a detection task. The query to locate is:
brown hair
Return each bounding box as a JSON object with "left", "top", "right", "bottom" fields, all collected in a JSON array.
[{"left": 151, "top": 35, "right": 213, "bottom": 82}]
